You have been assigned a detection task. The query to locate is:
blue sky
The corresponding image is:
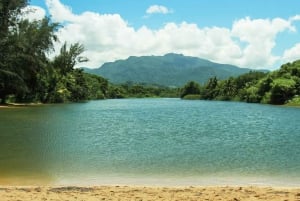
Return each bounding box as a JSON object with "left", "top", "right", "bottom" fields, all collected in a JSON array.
[
  {"left": 29, "top": 0, "right": 300, "bottom": 69},
  {"left": 31, "top": 0, "right": 300, "bottom": 28}
]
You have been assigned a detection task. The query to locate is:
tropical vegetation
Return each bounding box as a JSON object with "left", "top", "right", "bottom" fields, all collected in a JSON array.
[
  {"left": 181, "top": 60, "right": 300, "bottom": 105},
  {"left": 0, "top": 0, "right": 109, "bottom": 104}
]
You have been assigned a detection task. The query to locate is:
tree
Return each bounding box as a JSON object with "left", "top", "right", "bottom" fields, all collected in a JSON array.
[
  {"left": 0, "top": 70, "right": 27, "bottom": 103},
  {"left": 244, "top": 86, "right": 261, "bottom": 103},
  {"left": 202, "top": 76, "right": 218, "bottom": 99},
  {"left": 52, "top": 42, "right": 87, "bottom": 75},
  {"left": 180, "top": 81, "right": 201, "bottom": 98},
  {"left": 235, "top": 71, "right": 266, "bottom": 89},
  {"left": 108, "top": 86, "right": 126, "bottom": 99},
  {"left": 9, "top": 18, "right": 59, "bottom": 101},
  {"left": 0, "top": 0, "right": 60, "bottom": 103},
  {"left": 217, "top": 78, "right": 237, "bottom": 100},
  {"left": 0, "top": 0, "right": 27, "bottom": 33},
  {"left": 0, "top": 0, "right": 28, "bottom": 103},
  {"left": 270, "top": 78, "right": 296, "bottom": 104},
  {"left": 0, "top": 0, "right": 110, "bottom": 104},
  {"left": 257, "top": 76, "right": 272, "bottom": 97},
  {"left": 47, "top": 43, "right": 89, "bottom": 102},
  {"left": 84, "top": 73, "right": 108, "bottom": 99}
]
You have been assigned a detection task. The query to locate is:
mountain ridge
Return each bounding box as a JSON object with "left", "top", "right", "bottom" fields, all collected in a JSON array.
[{"left": 83, "top": 53, "right": 266, "bottom": 87}]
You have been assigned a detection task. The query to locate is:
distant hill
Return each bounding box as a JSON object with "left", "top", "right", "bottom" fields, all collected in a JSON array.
[{"left": 83, "top": 53, "right": 265, "bottom": 87}]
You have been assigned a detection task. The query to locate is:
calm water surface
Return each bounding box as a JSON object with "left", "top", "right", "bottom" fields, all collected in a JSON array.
[{"left": 0, "top": 99, "right": 299, "bottom": 186}]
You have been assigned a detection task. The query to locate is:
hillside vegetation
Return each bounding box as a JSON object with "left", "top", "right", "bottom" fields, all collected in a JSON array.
[
  {"left": 84, "top": 53, "right": 258, "bottom": 87},
  {"left": 181, "top": 60, "right": 300, "bottom": 105}
]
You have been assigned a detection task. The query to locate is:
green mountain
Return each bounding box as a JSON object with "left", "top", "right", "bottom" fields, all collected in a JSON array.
[{"left": 84, "top": 53, "right": 263, "bottom": 87}]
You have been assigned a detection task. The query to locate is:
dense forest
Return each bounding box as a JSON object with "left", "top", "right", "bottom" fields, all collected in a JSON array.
[
  {"left": 181, "top": 60, "right": 300, "bottom": 105},
  {"left": 0, "top": 0, "right": 177, "bottom": 104}
]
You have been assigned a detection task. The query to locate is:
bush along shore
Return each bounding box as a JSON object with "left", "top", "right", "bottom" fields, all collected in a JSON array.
[{"left": 180, "top": 60, "right": 300, "bottom": 106}]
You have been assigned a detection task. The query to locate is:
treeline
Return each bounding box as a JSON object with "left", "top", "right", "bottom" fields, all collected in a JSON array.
[
  {"left": 0, "top": 0, "right": 177, "bottom": 104},
  {"left": 181, "top": 60, "right": 300, "bottom": 105},
  {"left": 108, "top": 82, "right": 179, "bottom": 98}
]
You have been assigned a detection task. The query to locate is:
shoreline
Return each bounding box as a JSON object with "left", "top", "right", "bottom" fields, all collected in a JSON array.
[
  {"left": 0, "top": 185, "right": 299, "bottom": 201},
  {"left": 1, "top": 98, "right": 300, "bottom": 109},
  {"left": 0, "top": 102, "right": 43, "bottom": 108},
  {"left": 2, "top": 174, "right": 299, "bottom": 188}
]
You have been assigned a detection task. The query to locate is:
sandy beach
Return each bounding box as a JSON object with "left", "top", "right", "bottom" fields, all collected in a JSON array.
[
  {"left": 0, "top": 186, "right": 299, "bottom": 201},
  {"left": 0, "top": 103, "right": 42, "bottom": 108}
]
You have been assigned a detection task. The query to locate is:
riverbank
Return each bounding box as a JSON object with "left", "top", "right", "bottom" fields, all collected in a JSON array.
[
  {"left": 0, "top": 102, "right": 44, "bottom": 108},
  {"left": 0, "top": 185, "right": 299, "bottom": 201}
]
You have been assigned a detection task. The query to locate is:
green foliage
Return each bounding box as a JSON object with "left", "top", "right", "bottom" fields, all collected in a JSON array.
[
  {"left": 286, "top": 95, "right": 300, "bottom": 106},
  {"left": 180, "top": 81, "right": 201, "bottom": 98},
  {"left": 202, "top": 76, "right": 218, "bottom": 99},
  {"left": 257, "top": 76, "right": 272, "bottom": 96},
  {"left": 84, "top": 73, "right": 108, "bottom": 99},
  {"left": 107, "top": 86, "right": 126, "bottom": 99},
  {"left": 269, "top": 78, "right": 296, "bottom": 104},
  {"left": 0, "top": 1, "right": 108, "bottom": 104},
  {"left": 0, "top": 0, "right": 28, "bottom": 40},
  {"left": 261, "top": 92, "right": 271, "bottom": 104},
  {"left": 0, "top": 69, "right": 27, "bottom": 103},
  {"left": 0, "top": 0, "right": 62, "bottom": 103},
  {"left": 243, "top": 86, "right": 261, "bottom": 103},
  {"left": 52, "top": 42, "right": 86, "bottom": 75},
  {"left": 180, "top": 60, "right": 300, "bottom": 105}
]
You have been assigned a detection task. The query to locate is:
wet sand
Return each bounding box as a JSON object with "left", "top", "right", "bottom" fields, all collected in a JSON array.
[
  {"left": 0, "top": 186, "right": 299, "bottom": 201},
  {"left": 0, "top": 103, "right": 43, "bottom": 108}
]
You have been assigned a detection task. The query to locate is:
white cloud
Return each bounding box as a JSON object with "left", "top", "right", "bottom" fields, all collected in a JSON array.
[
  {"left": 282, "top": 43, "right": 300, "bottom": 63},
  {"left": 46, "top": 0, "right": 76, "bottom": 22},
  {"left": 146, "top": 5, "right": 172, "bottom": 14},
  {"left": 231, "top": 17, "right": 295, "bottom": 68},
  {"left": 21, "top": 6, "right": 46, "bottom": 21},
  {"left": 44, "top": 0, "right": 300, "bottom": 69},
  {"left": 290, "top": 15, "right": 300, "bottom": 22}
]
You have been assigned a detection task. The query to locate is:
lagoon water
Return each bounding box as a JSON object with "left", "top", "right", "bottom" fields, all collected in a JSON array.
[{"left": 0, "top": 98, "right": 300, "bottom": 186}]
